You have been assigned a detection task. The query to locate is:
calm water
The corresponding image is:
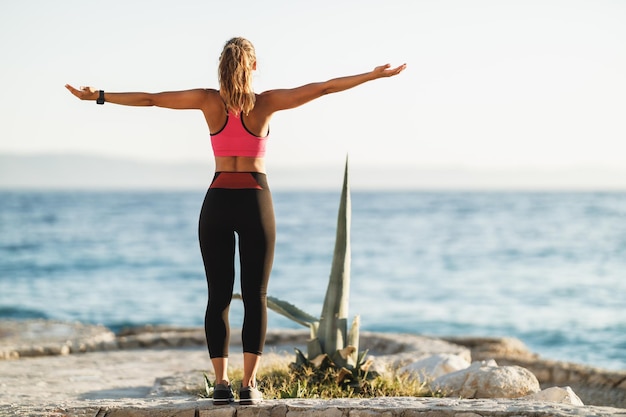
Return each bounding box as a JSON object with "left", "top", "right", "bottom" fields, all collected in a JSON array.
[{"left": 0, "top": 190, "right": 625, "bottom": 370}]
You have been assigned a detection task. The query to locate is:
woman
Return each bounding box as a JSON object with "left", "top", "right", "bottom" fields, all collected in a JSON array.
[{"left": 66, "top": 37, "right": 405, "bottom": 405}]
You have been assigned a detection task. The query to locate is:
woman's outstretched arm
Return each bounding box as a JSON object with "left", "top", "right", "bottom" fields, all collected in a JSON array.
[
  {"left": 64, "top": 85, "right": 211, "bottom": 110},
  {"left": 257, "top": 63, "right": 406, "bottom": 113}
]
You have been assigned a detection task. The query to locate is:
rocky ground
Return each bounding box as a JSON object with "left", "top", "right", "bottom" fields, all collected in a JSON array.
[{"left": 0, "top": 320, "right": 625, "bottom": 417}]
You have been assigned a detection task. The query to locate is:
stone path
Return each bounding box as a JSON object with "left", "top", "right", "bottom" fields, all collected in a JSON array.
[{"left": 0, "top": 346, "right": 296, "bottom": 416}]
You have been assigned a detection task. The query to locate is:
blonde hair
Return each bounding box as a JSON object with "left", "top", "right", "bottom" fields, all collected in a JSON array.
[{"left": 218, "top": 37, "right": 256, "bottom": 116}]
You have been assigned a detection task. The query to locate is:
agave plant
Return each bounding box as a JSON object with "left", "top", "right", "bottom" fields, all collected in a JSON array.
[
  {"left": 235, "top": 157, "right": 369, "bottom": 381},
  {"left": 268, "top": 157, "right": 373, "bottom": 386}
]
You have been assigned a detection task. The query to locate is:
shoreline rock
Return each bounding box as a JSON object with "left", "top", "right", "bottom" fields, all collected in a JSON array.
[
  {"left": 0, "top": 320, "right": 117, "bottom": 359},
  {"left": 443, "top": 335, "right": 626, "bottom": 408},
  {"left": 1, "top": 319, "right": 625, "bottom": 415}
]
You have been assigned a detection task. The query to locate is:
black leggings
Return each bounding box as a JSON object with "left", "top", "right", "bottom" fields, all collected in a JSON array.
[{"left": 198, "top": 172, "right": 275, "bottom": 358}]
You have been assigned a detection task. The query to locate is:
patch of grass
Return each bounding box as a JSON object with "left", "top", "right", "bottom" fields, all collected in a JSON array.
[{"left": 201, "top": 363, "right": 437, "bottom": 400}]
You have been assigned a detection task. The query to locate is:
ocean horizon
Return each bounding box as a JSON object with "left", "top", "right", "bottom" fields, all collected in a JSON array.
[{"left": 2, "top": 153, "right": 626, "bottom": 191}]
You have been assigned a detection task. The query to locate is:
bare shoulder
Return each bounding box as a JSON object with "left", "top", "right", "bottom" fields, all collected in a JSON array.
[
  {"left": 258, "top": 88, "right": 292, "bottom": 99},
  {"left": 254, "top": 89, "right": 289, "bottom": 113},
  {"left": 255, "top": 89, "right": 275, "bottom": 102},
  {"left": 201, "top": 88, "right": 221, "bottom": 102},
  {"left": 250, "top": 91, "right": 270, "bottom": 111},
  {"left": 200, "top": 88, "right": 224, "bottom": 110}
]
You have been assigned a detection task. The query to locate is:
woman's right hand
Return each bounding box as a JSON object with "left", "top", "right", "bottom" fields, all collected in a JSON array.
[{"left": 65, "top": 84, "right": 99, "bottom": 101}]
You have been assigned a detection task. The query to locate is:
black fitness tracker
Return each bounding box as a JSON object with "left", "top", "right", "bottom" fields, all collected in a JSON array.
[{"left": 97, "top": 90, "right": 105, "bottom": 105}]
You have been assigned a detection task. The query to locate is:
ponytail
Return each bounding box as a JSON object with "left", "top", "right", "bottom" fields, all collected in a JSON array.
[{"left": 218, "top": 37, "right": 256, "bottom": 116}]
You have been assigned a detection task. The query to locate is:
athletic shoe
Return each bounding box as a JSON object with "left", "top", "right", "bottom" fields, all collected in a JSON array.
[
  {"left": 213, "top": 383, "right": 234, "bottom": 405},
  {"left": 239, "top": 385, "right": 263, "bottom": 405}
]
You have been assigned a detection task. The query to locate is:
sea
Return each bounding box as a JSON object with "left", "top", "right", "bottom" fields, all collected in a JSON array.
[{"left": 0, "top": 189, "right": 625, "bottom": 371}]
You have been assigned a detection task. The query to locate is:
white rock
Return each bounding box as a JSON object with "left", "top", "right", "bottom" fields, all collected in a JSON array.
[
  {"left": 524, "top": 386, "right": 584, "bottom": 406},
  {"left": 431, "top": 360, "right": 541, "bottom": 399},
  {"left": 368, "top": 353, "right": 432, "bottom": 379},
  {"left": 431, "top": 360, "right": 497, "bottom": 394},
  {"left": 399, "top": 353, "right": 471, "bottom": 381},
  {"left": 364, "top": 332, "right": 472, "bottom": 380}
]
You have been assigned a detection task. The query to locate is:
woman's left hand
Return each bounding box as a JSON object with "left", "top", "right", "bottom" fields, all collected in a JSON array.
[{"left": 373, "top": 63, "right": 407, "bottom": 78}]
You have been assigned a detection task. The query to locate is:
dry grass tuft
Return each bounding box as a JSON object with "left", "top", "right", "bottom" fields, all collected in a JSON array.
[{"left": 201, "top": 362, "right": 437, "bottom": 400}]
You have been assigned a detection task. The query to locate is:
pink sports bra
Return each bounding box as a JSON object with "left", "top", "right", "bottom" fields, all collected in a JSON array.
[{"left": 210, "top": 111, "right": 268, "bottom": 158}]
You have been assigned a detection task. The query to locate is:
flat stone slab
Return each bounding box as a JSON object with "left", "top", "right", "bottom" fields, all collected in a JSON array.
[{"left": 4, "top": 396, "right": 626, "bottom": 417}]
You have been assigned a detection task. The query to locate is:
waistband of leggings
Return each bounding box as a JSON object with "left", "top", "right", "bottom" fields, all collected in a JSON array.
[{"left": 210, "top": 172, "right": 268, "bottom": 189}]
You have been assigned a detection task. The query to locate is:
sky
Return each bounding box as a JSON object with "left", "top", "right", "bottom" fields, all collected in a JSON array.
[{"left": 1, "top": 0, "right": 625, "bottom": 187}]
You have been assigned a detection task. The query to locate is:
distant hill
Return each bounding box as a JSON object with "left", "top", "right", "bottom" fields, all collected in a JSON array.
[
  {"left": 1, "top": 153, "right": 625, "bottom": 190},
  {"left": 0, "top": 154, "right": 213, "bottom": 190}
]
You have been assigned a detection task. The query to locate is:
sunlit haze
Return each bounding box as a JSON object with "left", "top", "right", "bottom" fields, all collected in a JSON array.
[{"left": 1, "top": 0, "right": 625, "bottom": 188}]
